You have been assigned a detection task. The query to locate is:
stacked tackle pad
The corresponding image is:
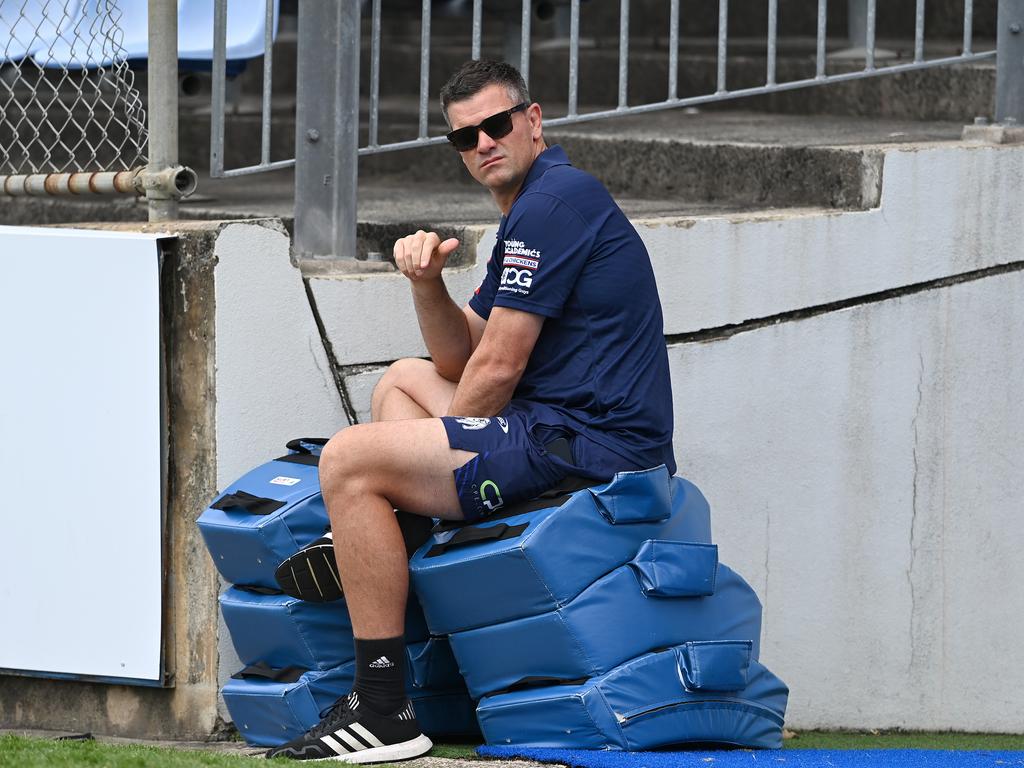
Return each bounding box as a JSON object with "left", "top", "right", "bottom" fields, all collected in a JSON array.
[
  {"left": 408, "top": 465, "right": 789, "bottom": 750},
  {"left": 198, "top": 439, "right": 479, "bottom": 747}
]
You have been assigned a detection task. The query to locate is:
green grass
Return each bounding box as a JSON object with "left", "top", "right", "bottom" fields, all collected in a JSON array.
[
  {"left": 782, "top": 730, "right": 1024, "bottom": 751},
  {"left": 2, "top": 731, "right": 1023, "bottom": 768},
  {"left": 0, "top": 734, "right": 255, "bottom": 768}
]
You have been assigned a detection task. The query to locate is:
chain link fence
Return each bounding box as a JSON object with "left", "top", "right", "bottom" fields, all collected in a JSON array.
[{"left": 0, "top": 0, "right": 148, "bottom": 183}]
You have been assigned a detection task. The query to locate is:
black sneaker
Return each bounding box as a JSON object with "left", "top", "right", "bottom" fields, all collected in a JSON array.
[
  {"left": 275, "top": 532, "right": 344, "bottom": 603},
  {"left": 266, "top": 692, "right": 432, "bottom": 762}
]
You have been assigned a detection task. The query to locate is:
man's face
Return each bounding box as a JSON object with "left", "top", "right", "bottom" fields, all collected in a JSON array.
[{"left": 446, "top": 83, "right": 543, "bottom": 195}]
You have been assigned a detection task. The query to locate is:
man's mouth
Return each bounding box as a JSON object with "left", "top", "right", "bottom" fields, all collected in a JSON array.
[{"left": 480, "top": 156, "right": 502, "bottom": 170}]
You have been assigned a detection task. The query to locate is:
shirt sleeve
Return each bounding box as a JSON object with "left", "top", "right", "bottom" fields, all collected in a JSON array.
[{"left": 492, "top": 192, "right": 595, "bottom": 319}]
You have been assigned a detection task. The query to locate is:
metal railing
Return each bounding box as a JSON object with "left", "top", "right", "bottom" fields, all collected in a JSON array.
[{"left": 208, "top": 0, "right": 1021, "bottom": 259}]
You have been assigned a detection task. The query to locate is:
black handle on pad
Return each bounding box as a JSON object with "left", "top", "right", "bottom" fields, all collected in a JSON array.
[
  {"left": 231, "top": 661, "right": 306, "bottom": 683},
  {"left": 487, "top": 675, "right": 590, "bottom": 696},
  {"left": 211, "top": 489, "right": 286, "bottom": 516},
  {"left": 285, "top": 438, "right": 329, "bottom": 454},
  {"left": 425, "top": 522, "right": 529, "bottom": 558}
]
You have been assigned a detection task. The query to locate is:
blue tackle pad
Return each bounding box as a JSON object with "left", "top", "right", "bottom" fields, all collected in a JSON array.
[
  {"left": 476, "top": 642, "right": 788, "bottom": 750},
  {"left": 198, "top": 441, "right": 329, "bottom": 588},
  {"left": 409, "top": 469, "right": 711, "bottom": 635},
  {"left": 219, "top": 586, "right": 430, "bottom": 671},
  {"left": 223, "top": 637, "right": 477, "bottom": 747},
  {"left": 449, "top": 543, "right": 763, "bottom": 699}
]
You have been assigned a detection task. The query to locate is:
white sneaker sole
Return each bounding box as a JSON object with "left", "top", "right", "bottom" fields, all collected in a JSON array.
[{"left": 319, "top": 734, "right": 433, "bottom": 763}]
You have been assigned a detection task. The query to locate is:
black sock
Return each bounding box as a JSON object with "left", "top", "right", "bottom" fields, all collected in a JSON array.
[{"left": 352, "top": 636, "right": 407, "bottom": 715}]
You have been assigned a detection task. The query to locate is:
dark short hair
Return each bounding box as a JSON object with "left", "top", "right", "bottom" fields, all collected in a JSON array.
[{"left": 439, "top": 59, "right": 531, "bottom": 125}]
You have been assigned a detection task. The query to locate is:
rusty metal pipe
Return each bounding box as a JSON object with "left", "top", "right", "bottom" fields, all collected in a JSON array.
[{"left": 1, "top": 166, "right": 197, "bottom": 198}]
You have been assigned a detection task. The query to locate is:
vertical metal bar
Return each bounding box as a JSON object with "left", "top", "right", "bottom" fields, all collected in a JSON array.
[
  {"left": 210, "top": 0, "right": 227, "bottom": 176},
  {"left": 369, "top": 0, "right": 382, "bottom": 147},
  {"left": 996, "top": 0, "right": 1024, "bottom": 123},
  {"left": 865, "top": 0, "right": 876, "bottom": 70},
  {"left": 472, "top": 0, "right": 482, "bottom": 60},
  {"left": 668, "top": 0, "right": 679, "bottom": 100},
  {"left": 569, "top": 0, "right": 580, "bottom": 116},
  {"left": 260, "top": 0, "right": 274, "bottom": 165},
  {"left": 147, "top": 0, "right": 178, "bottom": 221},
  {"left": 335, "top": 2, "right": 362, "bottom": 258},
  {"left": 963, "top": 0, "right": 974, "bottom": 55},
  {"left": 767, "top": 0, "right": 778, "bottom": 85},
  {"left": 520, "top": 0, "right": 531, "bottom": 86},
  {"left": 914, "top": 0, "right": 925, "bottom": 63},
  {"left": 847, "top": 0, "right": 867, "bottom": 48},
  {"left": 294, "top": 2, "right": 361, "bottom": 259},
  {"left": 618, "top": 0, "right": 629, "bottom": 108},
  {"left": 717, "top": 0, "right": 728, "bottom": 93},
  {"left": 817, "top": 0, "right": 828, "bottom": 77},
  {"left": 419, "top": 0, "right": 431, "bottom": 139}
]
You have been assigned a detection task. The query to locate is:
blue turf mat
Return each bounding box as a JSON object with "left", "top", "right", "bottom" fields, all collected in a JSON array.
[{"left": 477, "top": 746, "right": 1024, "bottom": 767}]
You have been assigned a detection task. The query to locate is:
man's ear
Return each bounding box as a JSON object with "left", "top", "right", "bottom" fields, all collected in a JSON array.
[{"left": 528, "top": 102, "right": 543, "bottom": 140}]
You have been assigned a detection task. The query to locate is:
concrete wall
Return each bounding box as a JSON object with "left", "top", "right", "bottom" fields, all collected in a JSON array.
[
  {"left": 0, "top": 219, "right": 350, "bottom": 739},
  {"left": 310, "top": 141, "right": 1024, "bottom": 731},
  {"left": 4, "top": 141, "right": 1019, "bottom": 737}
]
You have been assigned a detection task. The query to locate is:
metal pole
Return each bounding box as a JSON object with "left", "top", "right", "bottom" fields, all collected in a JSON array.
[
  {"left": 569, "top": 0, "right": 580, "bottom": 116},
  {"left": 294, "top": 2, "right": 361, "bottom": 259},
  {"left": 618, "top": 0, "right": 629, "bottom": 109},
  {"left": 847, "top": 0, "right": 867, "bottom": 48},
  {"left": 147, "top": 0, "right": 178, "bottom": 222},
  {"left": 996, "top": 0, "right": 1024, "bottom": 123},
  {"left": 210, "top": 0, "right": 227, "bottom": 176},
  {"left": 419, "top": 0, "right": 431, "bottom": 139}
]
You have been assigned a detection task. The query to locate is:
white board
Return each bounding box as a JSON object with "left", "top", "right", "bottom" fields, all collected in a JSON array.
[{"left": 0, "top": 225, "right": 165, "bottom": 683}]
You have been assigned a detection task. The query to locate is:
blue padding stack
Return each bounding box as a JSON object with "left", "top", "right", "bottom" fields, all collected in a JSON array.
[
  {"left": 198, "top": 441, "right": 479, "bottom": 747},
  {"left": 408, "top": 466, "right": 788, "bottom": 751}
]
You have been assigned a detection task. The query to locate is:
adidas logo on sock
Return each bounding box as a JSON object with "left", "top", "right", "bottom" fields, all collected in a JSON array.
[{"left": 368, "top": 655, "right": 395, "bottom": 669}]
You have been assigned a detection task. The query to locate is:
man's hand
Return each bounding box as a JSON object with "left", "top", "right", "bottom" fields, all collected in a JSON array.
[{"left": 393, "top": 230, "right": 460, "bottom": 281}]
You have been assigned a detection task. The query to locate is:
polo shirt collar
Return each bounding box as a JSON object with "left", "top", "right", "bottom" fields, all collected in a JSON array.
[{"left": 520, "top": 145, "right": 571, "bottom": 192}]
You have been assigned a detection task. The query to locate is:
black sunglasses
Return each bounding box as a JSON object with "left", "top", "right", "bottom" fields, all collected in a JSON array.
[{"left": 446, "top": 103, "right": 528, "bottom": 151}]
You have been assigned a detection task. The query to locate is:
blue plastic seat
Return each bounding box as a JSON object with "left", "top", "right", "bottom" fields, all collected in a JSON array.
[
  {"left": 476, "top": 643, "right": 789, "bottom": 750},
  {"left": 38, "top": 0, "right": 277, "bottom": 68}
]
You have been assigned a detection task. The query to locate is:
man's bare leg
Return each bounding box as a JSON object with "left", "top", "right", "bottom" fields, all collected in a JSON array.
[
  {"left": 319, "top": 417, "right": 470, "bottom": 638},
  {"left": 371, "top": 358, "right": 457, "bottom": 422}
]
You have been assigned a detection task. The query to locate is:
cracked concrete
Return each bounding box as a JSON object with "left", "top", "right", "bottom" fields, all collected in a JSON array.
[{"left": 908, "top": 351, "right": 925, "bottom": 676}]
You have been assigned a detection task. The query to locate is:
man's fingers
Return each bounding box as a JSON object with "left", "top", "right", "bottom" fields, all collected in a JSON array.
[
  {"left": 421, "top": 232, "right": 441, "bottom": 271},
  {"left": 438, "top": 238, "right": 460, "bottom": 258},
  {"left": 411, "top": 231, "right": 427, "bottom": 275},
  {"left": 393, "top": 231, "right": 453, "bottom": 280}
]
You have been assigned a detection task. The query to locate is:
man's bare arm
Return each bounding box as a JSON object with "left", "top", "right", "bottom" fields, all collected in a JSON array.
[
  {"left": 447, "top": 307, "right": 544, "bottom": 417},
  {"left": 394, "top": 230, "right": 481, "bottom": 382}
]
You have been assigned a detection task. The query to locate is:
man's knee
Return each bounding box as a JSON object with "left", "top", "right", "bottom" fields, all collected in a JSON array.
[
  {"left": 371, "top": 358, "right": 430, "bottom": 409},
  {"left": 319, "top": 427, "right": 373, "bottom": 503},
  {"left": 371, "top": 357, "right": 454, "bottom": 421},
  {"left": 374, "top": 358, "right": 433, "bottom": 397}
]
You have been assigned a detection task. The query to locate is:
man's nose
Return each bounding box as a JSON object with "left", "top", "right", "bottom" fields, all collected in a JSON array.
[{"left": 476, "top": 129, "right": 497, "bottom": 153}]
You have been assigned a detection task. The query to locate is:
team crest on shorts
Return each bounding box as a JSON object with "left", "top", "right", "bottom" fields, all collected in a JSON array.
[{"left": 455, "top": 417, "right": 491, "bottom": 430}]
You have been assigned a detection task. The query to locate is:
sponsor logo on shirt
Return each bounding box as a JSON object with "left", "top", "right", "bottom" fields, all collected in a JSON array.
[
  {"left": 503, "top": 255, "right": 539, "bottom": 270},
  {"left": 496, "top": 417, "right": 509, "bottom": 434},
  {"left": 501, "top": 266, "right": 533, "bottom": 289},
  {"left": 504, "top": 239, "right": 541, "bottom": 260}
]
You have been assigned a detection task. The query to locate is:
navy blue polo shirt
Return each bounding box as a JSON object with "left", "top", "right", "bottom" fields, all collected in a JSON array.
[{"left": 468, "top": 145, "right": 676, "bottom": 477}]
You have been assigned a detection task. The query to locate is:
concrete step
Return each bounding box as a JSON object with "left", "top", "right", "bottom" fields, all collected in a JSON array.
[
  {"left": 181, "top": 110, "right": 966, "bottom": 215},
  {"left": 0, "top": 112, "right": 973, "bottom": 262}
]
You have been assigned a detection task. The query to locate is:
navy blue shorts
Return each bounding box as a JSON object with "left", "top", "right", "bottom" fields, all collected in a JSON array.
[{"left": 441, "top": 410, "right": 567, "bottom": 522}]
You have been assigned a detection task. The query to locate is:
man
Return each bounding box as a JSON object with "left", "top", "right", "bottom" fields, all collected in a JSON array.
[{"left": 267, "top": 59, "right": 675, "bottom": 762}]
